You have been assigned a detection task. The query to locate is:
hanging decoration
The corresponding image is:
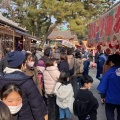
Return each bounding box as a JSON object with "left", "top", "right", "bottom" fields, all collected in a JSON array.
[{"left": 87, "top": 2, "right": 120, "bottom": 54}]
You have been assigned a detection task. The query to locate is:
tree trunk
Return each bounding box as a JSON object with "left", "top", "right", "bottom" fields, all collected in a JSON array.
[
  {"left": 40, "top": 21, "right": 59, "bottom": 47},
  {"left": 34, "top": 19, "right": 39, "bottom": 37}
]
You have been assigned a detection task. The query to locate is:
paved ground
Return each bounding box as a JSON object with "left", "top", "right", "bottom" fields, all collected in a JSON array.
[
  {"left": 72, "top": 68, "right": 106, "bottom": 120},
  {"left": 90, "top": 68, "right": 106, "bottom": 120}
]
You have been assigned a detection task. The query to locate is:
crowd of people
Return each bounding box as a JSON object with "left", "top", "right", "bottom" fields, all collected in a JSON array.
[{"left": 0, "top": 46, "right": 120, "bottom": 120}]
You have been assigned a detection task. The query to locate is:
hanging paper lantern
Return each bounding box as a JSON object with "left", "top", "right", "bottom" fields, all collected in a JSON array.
[
  {"left": 105, "top": 48, "right": 111, "bottom": 55},
  {"left": 109, "top": 43, "right": 113, "bottom": 49},
  {"left": 97, "top": 45, "right": 101, "bottom": 51}
]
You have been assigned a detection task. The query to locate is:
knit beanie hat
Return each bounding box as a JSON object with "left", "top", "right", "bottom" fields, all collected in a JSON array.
[
  {"left": 36, "top": 60, "right": 45, "bottom": 67},
  {"left": 7, "top": 51, "right": 25, "bottom": 68}
]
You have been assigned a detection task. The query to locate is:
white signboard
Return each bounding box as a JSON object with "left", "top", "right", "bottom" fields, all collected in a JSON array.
[{"left": 62, "top": 40, "right": 75, "bottom": 48}]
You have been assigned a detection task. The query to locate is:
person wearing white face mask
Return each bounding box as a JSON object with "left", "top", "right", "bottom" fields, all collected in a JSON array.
[
  {"left": 73, "top": 75, "right": 99, "bottom": 120},
  {"left": 23, "top": 53, "right": 42, "bottom": 95},
  {"left": 1, "top": 83, "right": 23, "bottom": 120}
]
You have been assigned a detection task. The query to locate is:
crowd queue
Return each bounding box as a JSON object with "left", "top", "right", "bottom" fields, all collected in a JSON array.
[{"left": 0, "top": 46, "right": 120, "bottom": 120}]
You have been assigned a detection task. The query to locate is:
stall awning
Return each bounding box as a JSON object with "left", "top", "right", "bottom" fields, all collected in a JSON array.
[{"left": 14, "top": 29, "right": 39, "bottom": 41}]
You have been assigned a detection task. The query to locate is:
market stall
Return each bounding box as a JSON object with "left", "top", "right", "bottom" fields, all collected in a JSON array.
[
  {"left": 0, "top": 25, "right": 14, "bottom": 54},
  {"left": 0, "top": 12, "right": 40, "bottom": 53}
]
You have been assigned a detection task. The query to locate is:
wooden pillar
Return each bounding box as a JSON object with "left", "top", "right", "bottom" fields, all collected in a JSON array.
[{"left": 12, "top": 31, "right": 15, "bottom": 50}]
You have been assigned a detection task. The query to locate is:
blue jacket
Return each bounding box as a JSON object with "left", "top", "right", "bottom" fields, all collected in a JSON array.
[
  {"left": 0, "top": 71, "right": 47, "bottom": 120},
  {"left": 97, "top": 66, "right": 120, "bottom": 105},
  {"left": 83, "top": 59, "right": 90, "bottom": 75},
  {"left": 96, "top": 54, "right": 107, "bottom": 79}
]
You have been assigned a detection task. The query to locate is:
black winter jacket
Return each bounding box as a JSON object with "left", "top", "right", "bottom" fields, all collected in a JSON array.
[
  {"left": 74, "top": 89, "right": 99, "bottom": 120},
  {"left": 0, "top": 71, "right": 47, "bottom": 120},
  {"left": 58, "top": 60, "right": 69, "bottom": 72}
]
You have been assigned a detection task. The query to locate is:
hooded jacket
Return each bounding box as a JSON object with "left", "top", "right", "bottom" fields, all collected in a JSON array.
[
  {"left": 0, "top": 67, "right": 47, "bottom": 120},
  {"left": 54, "top": 82, "right": 74, "bottom": 113},
  {"left": 97, "top": 65, "right": 120, "bottom": 105}
]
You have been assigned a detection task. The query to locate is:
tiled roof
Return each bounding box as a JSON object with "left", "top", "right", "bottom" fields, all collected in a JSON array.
[
  {"left": 48, "top": 30, "right": 75, "bottom": 39},
  {"left": 0, "top": 12, "right": 26, "bottom": 31}
]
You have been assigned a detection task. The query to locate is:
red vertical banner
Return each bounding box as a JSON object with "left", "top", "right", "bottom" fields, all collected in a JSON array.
[
  {"left": 88, "top": 22, "right": 96, "bottom": 39},
  {"left": 113, "top": 6, "right": 120, "bottom": 34},
  {"left": 88, "top": 3, "right": 120, "bottom": 50},
  {"left": 99, "top": 17, "right": 105, "bottom": 38},
  {"left": 105, "top": 11, "right": 114, "bottom": 36}
]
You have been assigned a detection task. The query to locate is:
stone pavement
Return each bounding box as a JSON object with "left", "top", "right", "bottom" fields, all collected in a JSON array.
[
  {"left": 90, "top": 68, "right": 106, "bottom": 120},
  {"left": 72, "top": 68, "right": 107, "bottom": 120}
]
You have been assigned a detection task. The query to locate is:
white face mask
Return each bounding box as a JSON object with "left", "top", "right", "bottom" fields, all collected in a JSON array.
[
  {"left": 27, "top": 62, "right": 35, "bottom": 67},
  {"left": 8, "top": 103, "right": 22, "bottom": 114},
  {"left": 88, "top": 87, "right": 91, "bottom": 90}
]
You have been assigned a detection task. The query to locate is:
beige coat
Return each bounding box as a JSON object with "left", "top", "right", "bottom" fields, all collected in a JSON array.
[
  {"left": 67, "top": 55, "right": 75, "bottom": 70},
  {"left": 74, "top": 58, "right": 84, "bottom": 76},
  {"left": 43, "top": 66, "right": 60, "bottom": 94}
]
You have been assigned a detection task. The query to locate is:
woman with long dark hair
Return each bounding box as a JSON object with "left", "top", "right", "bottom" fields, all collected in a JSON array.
[{"left": 58, "top": 53, "right": 69, "bottom": 72}]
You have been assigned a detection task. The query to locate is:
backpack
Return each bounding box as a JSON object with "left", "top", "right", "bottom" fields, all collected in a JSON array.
[
  {"left": 75, "top": 59, "right": 84, "bottom": 74},
  {"left": 73, "top": 99, "right": 92, "bottom": 119},
  {"left": 38, "top": 71, "right": 44, "bottom": 89}
]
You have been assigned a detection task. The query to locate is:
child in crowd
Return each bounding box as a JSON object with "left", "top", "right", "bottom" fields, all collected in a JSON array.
[
  {"left": 36, "top": 60, "right": 46, "bottom": 94},
  {"left": 73, "top": 75, "right": 99, "bottom": 120},
  {"left": 0, "top": 83, "right": 23, "bottom": 120},
  {"left": 54, "top": 71, "right": 74, "bottom": 120},
  {"left": 36, "top": 60, "right": 47, "bottom": 105}
]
